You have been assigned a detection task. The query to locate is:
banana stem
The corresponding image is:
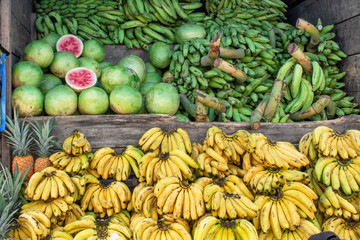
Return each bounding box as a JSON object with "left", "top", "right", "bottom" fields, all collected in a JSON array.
[
  {"left": 213, "top": 58, "right": 247, "bottom": 83},
  {"left": 195, "top": 101, "right": 209, "bottom": 122},
  {"left": 201, "top": 32, "right": 221, "bottom": 66},
  {"left": 326, "top": 99, "right": 336, "bottom": 119},
  {"left": 290, "top": 95, "right": 332, "bottom": 121},
  {"left": 267, "top": 27, "right": 276, "bottom": 49},
  {"left": 196, "top": 89, "right": 226, "bottom": 113},
  {"left": 179, "top": 94, "right": 196, "bottom": 118},
  {"left": 296, "top": 18, "right": 320, "bottom": 53},
  {"left": 250, "top": 94, "right": 270, "bottom": 130},
  {"left": 288, "top": 43, "right": 313, "bottom": 75},
  {"left": 263, "top": 79, "right": 284, "bottom": 121},
  {"left": 219, "top": 48, "right": 245, "bottom": 59}
]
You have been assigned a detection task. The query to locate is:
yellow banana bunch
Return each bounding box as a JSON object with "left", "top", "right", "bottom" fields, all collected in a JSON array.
[
  {"left": 139, "top": 127, "right": 192, "bottom": 154},
  {"left": 21, "top": 198, "right": 71, "bottom": 225},
  {"left": 221, "top": 174, "right": 255, "bottom": 201},
  {"left": 62, "top": 130, "right": 92, "bottom": 156},
  {"left": 258, "top": 219, "right": 320, "bottom": 240},
  {"left": 63, "top": 215, "right": 96, "bottom": 235},
  {"left": 49, "top": 228, "right": 73, "bottom": 240},
  {"left": 299, "top": 132, "right": 319, "bottom": 164},
  {"left": 50, "top": 151, "right": 91, "bottom": 175},
  {"left": 12, "top": 211, "right": 51, "bottom": 240},
  {"left": 80, "top": 181, "right": 131, "bottom": 218},
  {"left": 112, "top": 210, "right": 131, "bottom": 227},
  {"left": 323, "top": 217, "right": 360, "bottom": 240},
  {"left": 193, "top": 215, "right": 258, "bottom": 240},
  {"left": 228, "top": 164, "right": 246, "bottom": 177},
  {"left": 71, "top": 174, "right": 100, "bottom": 201},
  {"left": 61, "top": 203, "right": 86, "bottom": 226},
  {"left": 203, "top": 183, "right": 258, "bottom": 220},
  {"left": 307, "top": 126, "right": 360, "bottom": 160},
  {"left": 244, "top": 165, "right": 310, "bottom": 194},
  {"left": 25, "top": 167, "right": 76, "bottom": 202},
  {"left": 314, "top": 156, "right": 360, "bottom": 195},
  {"left": 154, "top": 177, "right": 205, "bottom": 221},
  {"left": 253, "top": 182, "right": 318, "bottom": 238},
  {"left": 306, "top": 168, "right": 326, "bottom": 197},
  {"left": 131, "top": 215, "right": 192, "bottom": 240},
  {"left": 318, "top": 186, "right": 359, "bottom": 221},
  {"left": 139, "top": 149, "right": 198, "bottom": 185},
  {"left": 131, "top": 183, "right": 159, "bottom": 220},
  {"left": 204, "top": 126, "right": 254, "bottom": 165},
  {"left": 252, "top": 133, "right": 309, "bottom": 169},
  {"left": 195, "top": 151, "right": 230, "bottom": 179},
  {"left": 90, "top": 146, "right": 143, "bottom": 181},
  {"left": 190, "top": 142, "right": 204, "bottom": 160},
  {"left": 83, "top": 168, "right": 100, "bottom": 178}
]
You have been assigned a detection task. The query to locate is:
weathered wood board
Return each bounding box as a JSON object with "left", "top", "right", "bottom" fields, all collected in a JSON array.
[{"left": 28, "top": 115, "right": 360, "bottom": 151}]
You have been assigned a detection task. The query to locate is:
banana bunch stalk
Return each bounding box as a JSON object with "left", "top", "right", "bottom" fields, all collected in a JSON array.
[
  {"left": 203, "top": 183, "right": 258, "bottom": 220},
  {"left": 25, "top": 167, "right": 76, "bottom": 202},
  {"left": 80, "top": 181, "right": 131, "bottom": 218},
  {"left": 153, "top": 177, "right": 205, "bottom": 221},
  {"left": 131, "top": 216, "right": 192, "bottom": 240},
  {"left": 90, "top": 146, "right": 143, "bottom": 181},
  {"left": 318, "top": 186, "right": 359, "bottom": 221},
  {"left": 11, "top": 211, "right": 51, "bottom": 240},
  {"left": 258, "top": 219, "right": 321, "bottom": 240},
  {"left": 322, "top": 217, "right": 360, "bottom": 240},
  {"left": 49, "top": 151, "right": 92, "bottom": 176},
  {"left": 252, "top": 133, "right": 309, "bottom": 169},
  {"left": 139, "top": 127, "right": 192, "bottom": 154},
  {"left": 62, "top": 130, "right": 91, "bottom": 156},
  {"left": 193, "top": 215, "right": 258, "bottom": 240},
  {"left": 243, "top": 165, "right": 310, "bottom": 194},
  {"left": 21, "top": 198, "right": 74, "bottom": 226},
  {"left": 253, "top": 182, "right": 318, "bottom": 239},
  {"left": 131, "top": 183, "right": 159, "bottom": 220}
]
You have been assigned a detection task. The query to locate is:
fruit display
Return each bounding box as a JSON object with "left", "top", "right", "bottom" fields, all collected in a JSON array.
[{"left": 7, "top": 125, "right": 360, "bottom": 239}]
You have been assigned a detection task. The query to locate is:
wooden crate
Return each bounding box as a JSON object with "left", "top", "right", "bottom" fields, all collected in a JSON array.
[{"left": 1, "top": 0, "right": 360, "bottom": 169}]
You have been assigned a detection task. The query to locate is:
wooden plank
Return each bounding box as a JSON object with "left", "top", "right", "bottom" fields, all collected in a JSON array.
[
  {"left": 287, "top": 0, "right": 360, "bottom": 26},
  {"left": 340, "top": 54, "right": 360, "bottom": 103},
  {"left": 335, "top": 16, "right": 360, "bottom": 56},
  {"left": 11, "top": 14, "right": 32, "bottom": 58},
  {"left": 0, "top": 0, "right": 11, "bottom": 169},
  {"left": 24, "top": 115, "right": 360, "bottom": 151},
  {"left": 104, "top": 45, "right": 149, "bottom": 64},
  {"left": 11, "top": 0, "right": 33, "bottom": 33}
]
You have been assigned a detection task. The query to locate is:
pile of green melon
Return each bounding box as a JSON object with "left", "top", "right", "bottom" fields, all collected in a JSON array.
[{"left": 12, "top": 33, "right": 180, "bottom": 117}]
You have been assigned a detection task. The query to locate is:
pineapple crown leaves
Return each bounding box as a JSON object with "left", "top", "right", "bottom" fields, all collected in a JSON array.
[
  {"left": 0, "top": 162, "right": 30, "bottom": 237},
  {"left": 3, "top": 108, "right": 33, "bottom": 157},
  {"left": 29, "top": 115, "right": 62, "bottom": 157}
]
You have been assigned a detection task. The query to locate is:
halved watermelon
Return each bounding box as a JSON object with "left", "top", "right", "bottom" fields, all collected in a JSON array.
[
  {"left": 65, "top": 67, "right": 97, "bottom": 92},
  {"left": 56, "top": 34, "right": 83, "bottom": 58}
]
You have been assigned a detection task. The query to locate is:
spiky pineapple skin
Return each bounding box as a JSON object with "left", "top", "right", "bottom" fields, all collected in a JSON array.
[
  {"left": 12, "top": 154, "right": 34, "bottom": 181},
  {"left": 34, "top": 157, "right": 52, "bottom": 173}
]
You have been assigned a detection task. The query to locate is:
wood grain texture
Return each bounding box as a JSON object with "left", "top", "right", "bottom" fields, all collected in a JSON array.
[
  {"left": 287, "top": 0, "right": 360, "bottom": 56},
  {"left": 340, "top": 54, "right": 360, "bottom": 103},
  {"left": 11, "top": 15, "right": 32, "bottom": 58},
  {"left": 1, "top": 0, "right": 12, "bottom": 169},
  {"left": 287, "top": 0, "right": 360, "bottom": 26},
  {"left": 25, "top": 115, "right": 360, "bottom": 151},
  {"left": 104, "top": 45, "right": 149, "bottom": 64},
  {"left": 11, "top": 0, "right": 33, "bottom": 33}
]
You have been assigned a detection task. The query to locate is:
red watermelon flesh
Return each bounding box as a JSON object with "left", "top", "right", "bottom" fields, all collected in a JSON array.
[
  {"left": 56, "top": 34, "right": 83, "bottom": 58},
  {"left": 65, "top": 67, "right": 97, "bottom": 92}
]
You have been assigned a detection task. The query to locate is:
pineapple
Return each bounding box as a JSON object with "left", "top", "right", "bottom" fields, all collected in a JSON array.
[
  {"left": 0, "top": 162, "right": 30, "bottom": 239},
  {"left": 4, "top": 108, "right": 34, "bottom": 180},
  {"left": 31, "top": 116, "right": 59, "bottom": 173}
]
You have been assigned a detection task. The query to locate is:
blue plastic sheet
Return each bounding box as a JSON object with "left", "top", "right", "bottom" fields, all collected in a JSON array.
[{"left": 0, "top": 53, "right": 6, "bottom": 132}]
